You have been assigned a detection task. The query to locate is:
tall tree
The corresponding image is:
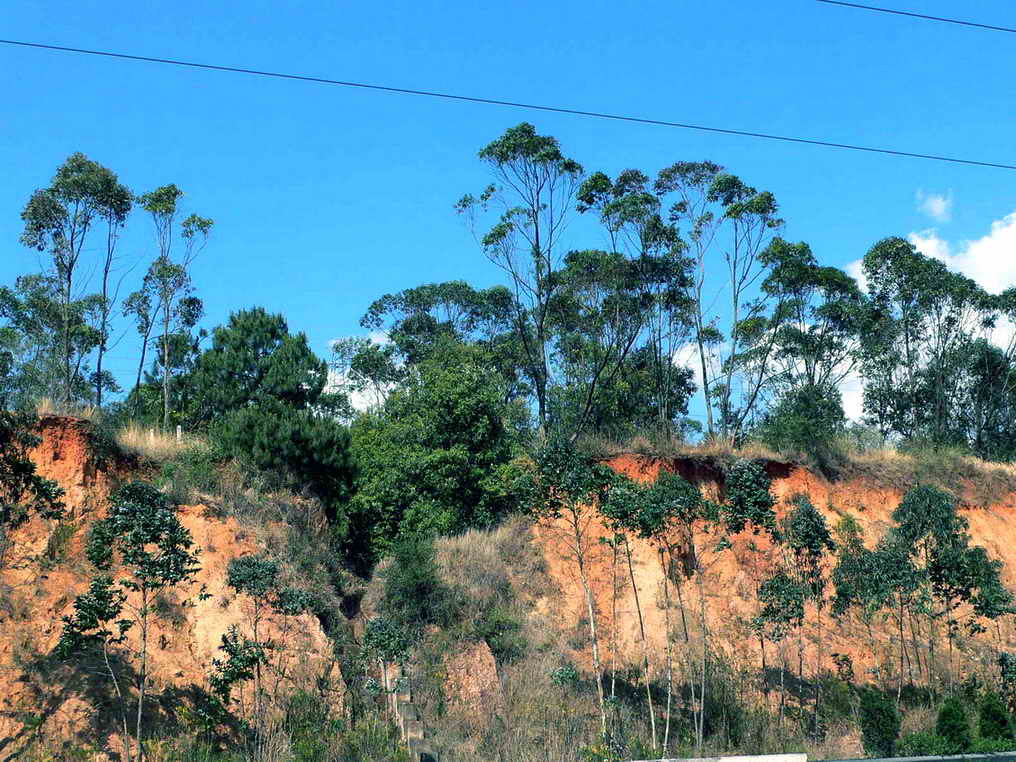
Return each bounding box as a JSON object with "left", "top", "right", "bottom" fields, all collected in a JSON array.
[
  {"left": 137, "top": 184, "right": 212, "bottom": 429},
  {"left": 57, "top": 481, "right": 200, "bottom": 762},
  {"left": 577, "top": 169, "right": 696, "bottom": 439},
  {"left": 861, "top": 237, "right": 989, "bottom": 445},
  {"left": 456, "top": 123, "right": 583, "bottom": 432},
  {"left": 91, "top": 170, "right": 133, "bottom": 408},
  {"left": 525, "top": 439, "right": 613, "bottom": 740},
  {"left": 653, "top": 162, "right": 784, "bottom": 441},
  {"left": 19, "top": 153, "right": 115, "bottom": 406}
]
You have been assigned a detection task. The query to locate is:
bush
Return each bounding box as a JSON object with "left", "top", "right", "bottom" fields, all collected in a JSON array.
[
  {"left": 979, "top": 690, "right": 1013, "bottom": 741},
  {"left": 936, "top": 695, "right": 972, "bottom": 753},
  {"left": 722, "top": 459, "right": 778, "bottom": 538},
  {"left": 158, "top": 443, "right": 221, "bottom": 502},
  {"left": 971, "top": 736, "right": 1016, "bottom": 753},
  {"left": 758, "top": 383, "right": 845, "bottom": 473},
  {"left": 859, "top": 688, "right": 900, "bottom": 757},
  {"left": 213, "top": 400, "right": 354, "bottom": 513},
  {"left": 378, "top": 534, "right": 460, "bottom": 639},
  {"left": 897, "top": 731, "right": 951, "bottom": 757},
  {"left": 473, "top": 604, "right": 525, "bottom": 664}
]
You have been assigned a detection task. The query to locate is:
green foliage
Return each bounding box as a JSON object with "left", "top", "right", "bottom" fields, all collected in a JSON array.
[
  {"left": 550, "top": 662, "right": 580, "bottom": 687},
  {"left": 758, "top": 383, "right": 845, "bottom": 473},
  {"left": 896, "top": 731, "right": 951, "bottom": 757},
  {"left": 0, "top": 410, "right": 64, "bottom": 564},
  {"left": 209, "top": 625, "right": 265, "bottom": 703},
  {"left": 721, "top": 459, "right": 777, "bottom": 538},
  {"left": 526, "top": 438, "right": 614, "bottom": 522},
  {"left": 783, "top": 495, "right": 835, "bottom": 599},
  {"left": 188, "top": 308, "right": 355, "bottom": 520},
  {"left": 377, "top": 534, "right": 460, "bottom": 640},
  {"left": 55, "top": 574, "right": 130, "bottom": 658},
  {"left": 362, "top": 617, "right": 410, "bottom": 663},
  {"left": 937, "top": 695, "right": 973, "bottom": 753},
  {"left": 979, "top": 691, "right": 1013, "bottom": 741},
  {"left": 858, "top": 688, "right": 900, "bottom": 757},
  {"left": 752, "top": 570, "right": 805, "bottom": 643},
  {"left": 1000, "top": 653, "right": 1016, "bottom": 711},
  {"left": 346, "top": 346, "right": 520, "bottom": 570},
  {"left": 936, "top": 698, "right": 971, "bottom": 748},
  {"left": 190, "top": 307, "right": 329, "bottom": 419},
  {"left": 473, "top": 604, "right": 525, "bottom": 664},
  {"left": 86, "top": 481, "right": 200, "bottom": 590}
]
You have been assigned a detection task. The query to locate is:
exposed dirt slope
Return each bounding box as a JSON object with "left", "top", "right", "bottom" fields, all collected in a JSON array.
[
  {"left": 0, "top": 417, "right": 339, "bottom": 758},
  {"left": 536, "top": 453, "right": 1016, "bottom": 688}
]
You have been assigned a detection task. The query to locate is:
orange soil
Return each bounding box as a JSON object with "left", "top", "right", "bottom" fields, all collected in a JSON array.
[
  {"left": 0, "top": 418, "right": 340, "bottom": 756},
  {"left": 535, "top": 454, "right": 1016, "bottom": 691}
]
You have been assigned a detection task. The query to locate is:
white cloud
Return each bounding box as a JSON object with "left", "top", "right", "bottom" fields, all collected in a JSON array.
[
  {"left": 846, "top": 258, "right": 867, "bottom": 293},
  {"left": 840, "top": 209, "right": 1016, "bottom": 419},
  {"left": 908, "top": 212, "right": 1016, "bottom": 295},
  {"left": 916, "top": 189, "right": 953, "bottom": 223}
]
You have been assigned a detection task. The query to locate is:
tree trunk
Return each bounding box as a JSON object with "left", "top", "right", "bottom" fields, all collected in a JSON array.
[
  {"left": 571, "top": 512, "right": 607, "bottom": 740},
  {"left": 136, "top": 588, "right": 149, "bottom": 761},
  {"left": 625, "top": 537, "right": 656, "bottom": 750}
]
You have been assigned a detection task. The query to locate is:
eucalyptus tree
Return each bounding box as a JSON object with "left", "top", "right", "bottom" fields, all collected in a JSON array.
[
  {"left": 599, "top": 473, "right": 659, "bottom": 750},
  {"left": 861, "top": 237, "right": 991, "bottom": 445},
  {"left": 576, "top": 168, "right": 696, "bottom": 439},
  {"left": 19, "top": 153, "right": 120, "bottom": 406},
  {"left": 525, "top": 438, "right": 613, "bottom": 739},
  {"left": 212, "top": 555, "right": 313, "bottom": 745},
  {"left": 138, "top": 184, "right": 213, "bottom": 429},
  {"left": 57, "top": 481, "right": 200, "bottom": 762},
  {"left": 890, "top": 485, "right": 1012, "bottom": 690},
  {"left": 646, "top": 470, "right": 710, "bottom": 753},
  {"left": 782, "top": 496, "right": 834, "bottom": 732},
  {"left": 122, "top": 287, "right": 156, "bottom": 416},
  {"left": 831, "top": 516, "right": 892, "bottom": 668},
  {"left": 90, "top": 169, "right": 133, "bottom": 408},
  {"left": 753, "top": 570, "right": 806, "bottom": 726},
  {"left": 456, "top": 123, "right": 583, "bottom": 432},
  {"left": 653, "top": 162, "right": 784, "bottom": 441},
  {"left": 0, "top": 273, "right": 93, "bottom": 406},
  {"left": 359, "top": 280, "right": 527, "bottom": 406},
  {"left": 550, "top": 249, "right": 656, "bottom": 437}
]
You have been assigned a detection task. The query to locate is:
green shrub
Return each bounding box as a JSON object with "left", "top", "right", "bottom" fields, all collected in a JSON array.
[
  {"left": 722, "top": 459, "right": 778, "bottom": 538},
  {"left": 936, "top": 695, "right": 972, "bottom": 753},
  {"left": 979, "top": 690, "right": 1013, "bottom": 741},
  {"left": 757, "top": 382, "right": 845, "bottom": 474},
  {"left": 473, "top": 604, "right": 525, "bottom": 664},
  {"left": 378, "top": 534, "right": 460, "bottom": 639},
  {"left": 859, "top": 688, "right": 900, "bottom": 757},
  {"left": 896, "top": 731, "right": 951, "bottom": 757},
  {"left": 550, "top": 663, "right": 580, "bottom": 687},
  {"left": 158, "top": 443, "right": 221, "bottom": 502},
  {"left": 971, "top": 736, "right": 1016, "bottom": 753}
]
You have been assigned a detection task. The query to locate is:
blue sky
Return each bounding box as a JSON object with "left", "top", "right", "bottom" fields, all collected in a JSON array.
[{"left": 2, "top": 0, "right": 1014, "bottom": 405}]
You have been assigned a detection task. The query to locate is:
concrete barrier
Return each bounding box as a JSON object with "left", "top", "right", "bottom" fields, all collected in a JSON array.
[{"left": 631, "top": 755, "right": 807, "bottom": 762}]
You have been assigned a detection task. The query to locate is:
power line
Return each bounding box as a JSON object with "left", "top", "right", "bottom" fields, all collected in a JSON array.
[
  {"left": 816, "top": 0, "right": 1016, "bottom": 34},
  {"left": 2, "top": 37, "right": 1016, "bottom": 171}
]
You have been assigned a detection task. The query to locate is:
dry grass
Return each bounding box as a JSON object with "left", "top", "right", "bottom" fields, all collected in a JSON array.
[
  {"left": 578, "top": 430, "right": 787, "bottom": 464},
  {"left": 34, "top": 397, "right": 99, "bottom": 421},
  {"left": 114, "top": 422, "right": 204, "bottom": 463}
]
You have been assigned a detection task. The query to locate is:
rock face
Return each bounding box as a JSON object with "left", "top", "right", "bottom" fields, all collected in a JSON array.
[
  {"left": 443, "top": 640, "right": 502, "bottom": 714},
  {"left": 0, "top": 417, "right": 341, "bottom": 758},
  {"left": 535, "top": 453, "right": 1016, "bottom": 687}
]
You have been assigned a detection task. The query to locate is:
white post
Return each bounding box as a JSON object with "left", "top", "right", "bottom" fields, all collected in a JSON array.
[{"left": 176, "top": 425, "right": 181, "bottom": 442}]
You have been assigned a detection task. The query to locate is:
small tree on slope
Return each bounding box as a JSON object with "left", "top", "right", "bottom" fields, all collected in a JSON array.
[{"left": 57, "top": 481, "right": 200, "bottom": 762}]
